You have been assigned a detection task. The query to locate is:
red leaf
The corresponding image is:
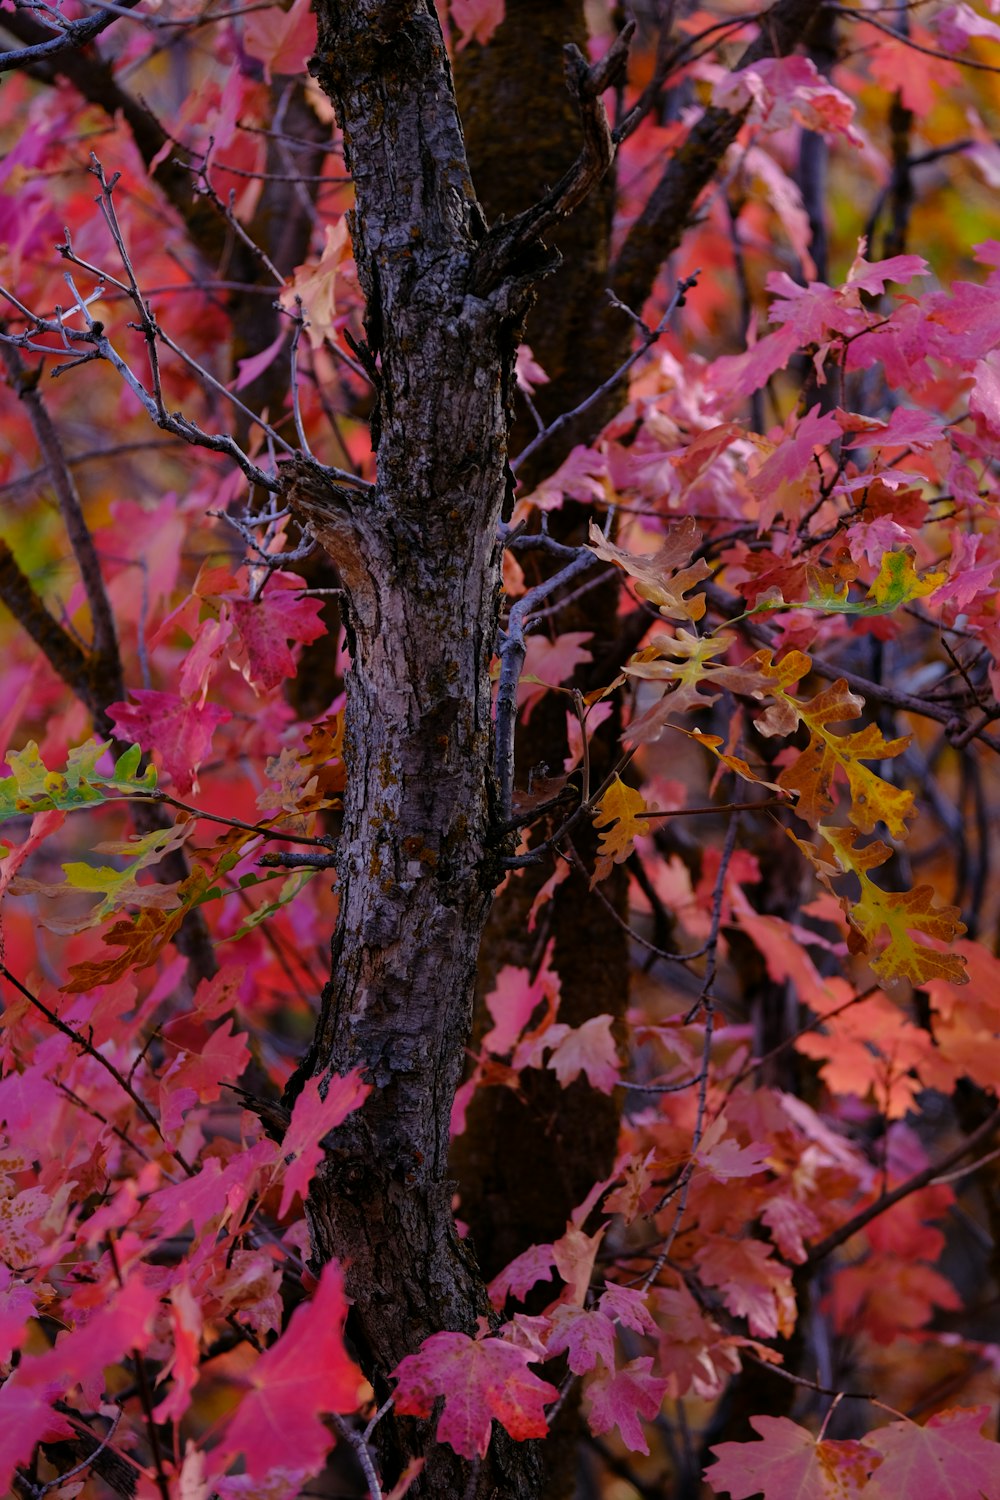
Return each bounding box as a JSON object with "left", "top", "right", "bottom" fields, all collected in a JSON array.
[
  {"left": 108, "top": 689, "right": 231, "bottom": 794},
  {"left": 278, "top": 1070, "right": 371, "bottom": 1217},
  {"left": 392, "top": 1330, "right": 558, "bottom": 1459},
  {"left": 229, "top": 575, "right": 326, "bottom": 693},
  {"left": 214, "top": 1261, "right": 363, "bottom": 1481},
  {"left": 545, "top": 1303, "right": 616, "bottom": 1374}
]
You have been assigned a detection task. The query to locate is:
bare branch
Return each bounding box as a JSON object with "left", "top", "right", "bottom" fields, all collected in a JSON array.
[{"left": 0, "top": 0, "right": 142, "bottom": 71}]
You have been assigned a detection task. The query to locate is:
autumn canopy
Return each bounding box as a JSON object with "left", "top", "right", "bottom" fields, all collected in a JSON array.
[{"left": 1, "top": 0, "right": 1000, "bottom": 1497}]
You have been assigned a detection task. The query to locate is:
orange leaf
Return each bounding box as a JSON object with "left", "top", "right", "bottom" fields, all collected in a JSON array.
[{"left": 591, "top": 776, "right": 647, "bottom": 885}]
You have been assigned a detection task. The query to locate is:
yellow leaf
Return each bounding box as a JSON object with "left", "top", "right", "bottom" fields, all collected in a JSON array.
[
  {"left": 591, "top": 777, "right": 648, "bottom": 885},
  {"left": 762, "top": 677, "right": 914, "bottom": 837},
  {"left": 819, "top": 826, "right": 967, "bottom": 987}
]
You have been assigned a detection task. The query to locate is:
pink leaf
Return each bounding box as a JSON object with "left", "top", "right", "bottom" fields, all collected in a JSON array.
[
  {"left": 278, "top": 1070, "right": 371, "bottom": 1217},
  {"left": 153, "top": 1280, "right": 202, "bottom": 1423},
  {"left": 694, "top": 1114, "right": 771, "bottom": 1182},
  {"left": 0, "top": 1265, "right": 36, "bottom": 1364},
  {"left": 706, "top": 1416, "right": 873, "bottom": 1498},
  {"left": 449, "top": 0, "right": 504, "bottom": 48},
  {"left": 713, "top": 56, "right": 862, "bottom": 144},
  {"left": 546, "top": 1014, "right": 621, "bottom": 1094},
  {"left": 694, "top": 1238, "right": 796, "bottom": 1339},
  {"left": 862, "top": 1405, "right": 1000, "bottom": 1499},
  {"left": 229, "top": 576, "right": 327, "bottom": 693},
  {"left": 243, "top": 0, "right": 316, "bottom": 80},
  {"left": 392, "top": 1331, "right": 558, "bottom": 1459},
  {"left": 545, "top": 1304, "right": 616, "bottom": 1374},
  {"left": 151, "top": 1141, "right": 277, "bottom": 1238},
  {"left": 488, "top": 1242, "right": 557, "bottom": 1308},
  {"left": 482, "top": 954, "right": 558, "bottom": 1057},
  {"left": 0, "top": 1385, "right": 74, "bottom": 1495},
  {"left": 233, "top": 328, "right": 288, "bottom": 392},
  {"left": 215, "top": 1261, "right": 363, "bottom": 1481},
  {"left": 584, "top": 1358, "right": 669, "bottom": 1454},
  {"left": 108, "top": 690, "right": 231, "bottom": 794},
  {"left": 598, "top": 1284, "right": 658, "bottom": 1337}
]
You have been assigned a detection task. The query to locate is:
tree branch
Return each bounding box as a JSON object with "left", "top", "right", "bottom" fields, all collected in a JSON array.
[
  {"left": 0, "top": 0, "right": 142, "bottom": 72},
  {"left": 804, "top": 1107, "right": 1000, "bottom": 1268}
]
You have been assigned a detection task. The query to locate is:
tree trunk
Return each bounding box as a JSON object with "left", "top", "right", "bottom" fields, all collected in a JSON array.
[{"left": 281, "top": 3, "right": 544, "bottom": 1492}]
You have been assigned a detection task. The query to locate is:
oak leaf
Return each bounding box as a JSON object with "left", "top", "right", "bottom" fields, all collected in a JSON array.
[
  {"left": 587, "top": 517, "right": 709, "bottom": 621},
  {"left": 591, "top": 776, "right": 648, "bottom": 883},
  {"left": 819, "top": 826, "right": 968, "bottom": 986}
]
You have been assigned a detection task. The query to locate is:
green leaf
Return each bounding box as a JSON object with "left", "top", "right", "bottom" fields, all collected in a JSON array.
[
  {"left": 0, "top": 740, "right": 158, "bottom": 824},
  {"left": 751, "top": 551, "right": 944, "bottom": 620},
  {"left": 225, "top": 869, "right": 317, "bottom": 940}
]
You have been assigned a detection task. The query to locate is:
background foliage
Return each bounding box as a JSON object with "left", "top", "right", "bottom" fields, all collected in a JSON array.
[{"left": 2, "top": 0, "right": 1000, "bottom": 1495}]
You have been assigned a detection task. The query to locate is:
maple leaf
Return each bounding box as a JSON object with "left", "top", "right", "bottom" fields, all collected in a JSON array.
[
  {"left": 108, "top": 690, "right": 231, "bottom": 794},
  {"left": 545, "top": 1303, "right": 616, "bottom": 1374},
  {"left": 517, "top": 631, "right": 593, "bottom": 716},
  {"left": 215, "top": 1261, "right": 363, "bottom": 1481},
  {"left": 695, "top": 1114, "right": 772, "bottom": 1182},
  {"left": 488, "top": 1243, "right": 557, "bottom": 1308},
  {"left": 392, "top": 1331, "right": 559, "bottom": 1459},
  {"left": 713, "top": 56, "right": 863, "bottom": 145},
  {"left": 706, "top": 1416, "right": 874, "bottom": 1498},
  {"left": 651, "top": 1284, "right": 743, "bottom": 1401},
  {"left": 591, "top": 776, "right": 648, "bottom": 883},
  {"left": 694, "top": 1238, "right": 796, "bottom": 1340},
  {"left": 228, "top": 576, "right": 326, "bottom": 693},
  {"left": 0, "top": 1267, "right": 35, "bottom": 1368},
  {"left": 243, "top": 0, "right": 316, "bottom": 80},
  {"left": 277, "top": 1070, "right": 371, "bottom": 1216},
  {"left": 0, "top": 1386, "right": 75, "bottom": 1496},
  {"left": 449, "top": 0, "right": 504, "bottom": 48},
  {"left": 546, "top": 1014, "right": 621, "bottom": 1094},
  {"left": 153, "top": 1280, "right": 202, "bottom": 1423},
  {"left": 551, "top": 1222, "right": 605, "bottom": 1306},
  {"left": 862, "top": 1405, "right": 1000, "bottom": 1499},
  {"left": 587, "top": 518, "right": 710, "bottom": 621},
  {"left": 583, "top": 1358, "right": 669, "bottom": 1455}
]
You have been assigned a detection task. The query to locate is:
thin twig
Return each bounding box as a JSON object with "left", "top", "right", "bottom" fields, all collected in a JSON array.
[
  {"left": 0, "top": 961, "right": 193, "bottom": 1175},
  {"left": 803, "top": 1106, "right": 1000, "bottom": 1267},
  {"left": 511, "top": 272, "right": 699, "bottom": 476}
]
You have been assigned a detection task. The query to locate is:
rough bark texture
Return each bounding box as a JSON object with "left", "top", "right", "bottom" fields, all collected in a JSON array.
[
  {"left": 281, "top": 4, "right": 545, "bottom": 1493},
  {"left": 273, "top": 2, "right": 828, "bottom": 1491}
]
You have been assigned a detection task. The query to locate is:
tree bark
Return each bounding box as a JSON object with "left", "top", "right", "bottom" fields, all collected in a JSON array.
[{"left": 280, "top": 3, "right": 547, "bottom": 1492}]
